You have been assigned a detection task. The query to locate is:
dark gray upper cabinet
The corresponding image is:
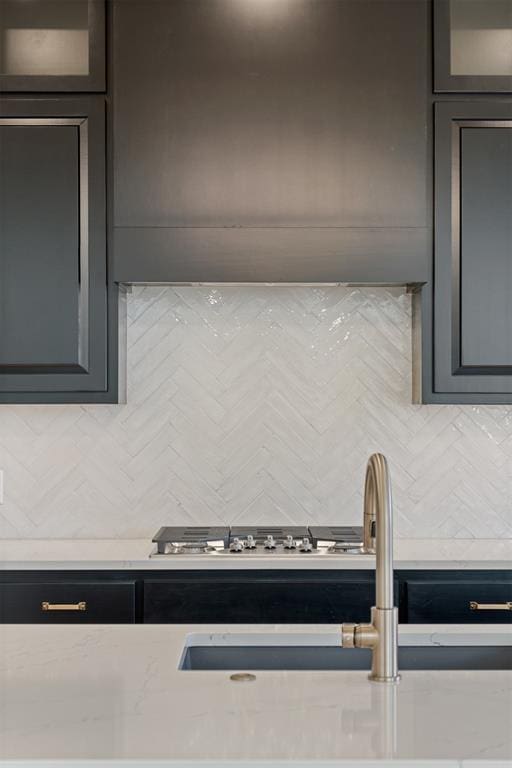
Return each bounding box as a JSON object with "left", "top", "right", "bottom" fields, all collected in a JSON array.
[
  {"left": 112, "top": 0, "right": 430, "bottom": 283},
  {"left": 434, "top": 0, "right": 512, "bottom": 92},
  {"left": 0, "top": 97, "right": 119, "bottom": 403},
  {"left": 430, "top": 101, "right": 512, "bottom": 402},
  {"left": 0, "top": 0, "right": 105, "bottom": 92}
]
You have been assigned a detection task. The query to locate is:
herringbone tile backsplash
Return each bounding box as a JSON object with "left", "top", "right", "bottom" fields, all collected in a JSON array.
[{"left": 1, "top": 285, "right": 511, "bottom": 540}]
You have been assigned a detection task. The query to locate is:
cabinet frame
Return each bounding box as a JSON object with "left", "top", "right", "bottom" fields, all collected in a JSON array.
[
  {"left": 0, "top": 96, "right": 114, "bottom": 402},
  {"left": 434, "top": 0, "right": 512, "bottom": 93},
  {"left": 0, "top": 0, "right": 105, "bottom": 93},
  {"left": 433, "top": 100, "right": 512, "bottom": 400}
]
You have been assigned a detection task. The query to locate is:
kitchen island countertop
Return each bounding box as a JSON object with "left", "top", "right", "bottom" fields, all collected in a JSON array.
[{"left": 0, "top": 623, "right": 511, "bottom": 767}]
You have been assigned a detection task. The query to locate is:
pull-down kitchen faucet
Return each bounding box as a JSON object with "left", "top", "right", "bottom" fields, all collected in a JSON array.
[{"left": 341, "top": 453, "right": 400, "bottom": 683}]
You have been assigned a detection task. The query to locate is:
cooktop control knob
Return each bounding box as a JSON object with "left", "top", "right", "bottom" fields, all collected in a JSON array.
[
  {"left": 244, "top": 534, "right": 257, "bottom": 550},
  {"left": 299, "top": 537, "right": 313, "bottom": 552},
  {"left": 264, "top": 535, "right": 276, "bottom": 549},
  {"left": 283, "top": 535, "right": 297, "bottom": 549},
  {"left": 229, "top": 537, "right": 244, "bottom": 552}
]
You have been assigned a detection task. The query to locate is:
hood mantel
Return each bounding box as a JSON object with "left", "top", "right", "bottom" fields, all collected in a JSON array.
[{"left": 113, "top": 226, "right": 430, "bottom": 285}]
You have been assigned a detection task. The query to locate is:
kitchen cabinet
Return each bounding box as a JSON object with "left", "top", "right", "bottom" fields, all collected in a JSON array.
[
  {"left": 434, "top": 0, "right": 512, "bottom": 93},
  {"left": 112, "top": 0, "right": 430, "bottom": 284},
  {"left": 0, "top": 97, "right": 120, "bottom": 403},
  {"left": 143, "top": 576, "right": 380, "bottom": 624},
  {"left": 0, "top": 0, "right": 105, "bottom": 92},
  {"left": 0, "top": 581, "right": 136, "bottom": 623},
  {"left": 425, "top": 101, "right": 512, "bottom": 403},
  {"left": 0, "top": 570, "right": 510, "bottom": 624},
  {"left": 405, "top": 579, "right": 512, "bottom": 623}
]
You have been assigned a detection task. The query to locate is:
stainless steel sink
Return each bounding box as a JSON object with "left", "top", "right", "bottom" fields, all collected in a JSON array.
[{"left": 180, "top": 644, "right": 512, "bottom": 671}]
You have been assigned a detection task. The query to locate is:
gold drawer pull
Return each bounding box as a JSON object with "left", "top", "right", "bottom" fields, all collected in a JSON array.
[
  {"left": 469, "top": 601, "right": 512, "bottom": 611},
  {"left": 41, "top": 601, "right": 87, "bottom": 612}
]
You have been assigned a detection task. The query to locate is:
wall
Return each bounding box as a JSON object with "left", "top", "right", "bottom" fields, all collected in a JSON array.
[{"left": 0, "top": 285, "right": 511, "bottom": 540}]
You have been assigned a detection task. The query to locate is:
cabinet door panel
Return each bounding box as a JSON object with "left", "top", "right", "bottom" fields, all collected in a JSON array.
[
  {"left": 406, "top": 580, "right": 512, "bottom": 623},
  {"left": 460, "top": 126, "right": 512, "bottom": 367},
  {"left": 144, "top": 579, "right": 375, "bottom": 623},
  {"left": 0, "top": 124, "right": 81, "bottom": 368},
  {"left": 433, "top": 101, "right": 512, "bottom": 400},
  {"left": 0, "top": 582, "right": 135, "bottom": 623},
  {"left": 0, "top": 97, "right": 108, "bottom": 401}
]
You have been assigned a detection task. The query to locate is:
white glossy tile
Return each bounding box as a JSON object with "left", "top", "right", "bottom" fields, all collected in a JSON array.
[{"left": 0, "top": 286, "right": 512, "bottom": 539}]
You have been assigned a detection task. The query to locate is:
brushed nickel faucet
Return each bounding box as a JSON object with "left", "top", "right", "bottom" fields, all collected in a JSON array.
[{"left": 341, "top": 453, "right": 400, "bottom": 683}]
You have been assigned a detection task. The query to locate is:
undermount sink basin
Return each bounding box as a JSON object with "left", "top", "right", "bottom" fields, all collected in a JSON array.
[{"left": 180, "top": 633, "right": 512, "bottom": 671}]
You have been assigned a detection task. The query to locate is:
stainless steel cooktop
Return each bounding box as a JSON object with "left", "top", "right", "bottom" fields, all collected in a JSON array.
[{"left": 150, "top": 525, "right": 366, "bottom": 556}]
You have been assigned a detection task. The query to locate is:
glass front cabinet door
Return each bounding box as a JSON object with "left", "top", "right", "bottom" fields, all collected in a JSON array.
[
  {"left": 0, "top": 0, "right": 105, "bottom": 92},
  {"left": 434, "top": 0, "right": 512, "bottom": 92}
]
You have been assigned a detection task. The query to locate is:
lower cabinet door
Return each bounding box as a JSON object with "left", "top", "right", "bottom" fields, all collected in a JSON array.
[
  {"left": 406, "top": 580, "right": 512, "bottom": 623},
  {"left": 0, "top": 582, "right": 136, "bottom": 623},
  {"left": 143, "top": 578, "right": 375, "bottom": 623}
]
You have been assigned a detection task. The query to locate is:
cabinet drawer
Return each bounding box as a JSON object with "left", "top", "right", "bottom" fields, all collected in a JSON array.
[
  {"left": 0, "top": 582, "right": 135, "bottom": 623},
  {"left": 406, "top": 581, "right": 512, "bottom": 623},
  {"left": 144, "top": 579, "right": 375, "bottom": 623}
]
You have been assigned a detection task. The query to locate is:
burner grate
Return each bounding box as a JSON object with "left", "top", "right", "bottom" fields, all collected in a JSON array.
[
  {"left": 152, "top": 526, "right": 230, "bottom": 554},
  {"left": 308, "top": 526, "right": 364, "bottom": 548}
]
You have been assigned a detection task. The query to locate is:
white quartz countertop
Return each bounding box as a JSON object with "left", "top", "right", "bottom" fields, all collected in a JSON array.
[
  {"left": 0, "top": 623, "right": 511, "bottom": 766},
  {"left": 0, "top": 537, "right": 511, "bottom": 570}
]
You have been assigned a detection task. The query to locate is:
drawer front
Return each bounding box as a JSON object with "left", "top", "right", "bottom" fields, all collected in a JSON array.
[
  {"left": 0, "top": 582, "right": 136, "bottom": 623},
  {"left": 406, "top": 581, "right": 512, "bottom": 623},
  {"left": 144, "top": 579, "right": 375, "bottom": 623}
]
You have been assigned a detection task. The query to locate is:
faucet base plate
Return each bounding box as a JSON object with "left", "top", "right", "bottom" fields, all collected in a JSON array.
[{"left": 368, "top": 673, "right": 401, "bottom": 683}]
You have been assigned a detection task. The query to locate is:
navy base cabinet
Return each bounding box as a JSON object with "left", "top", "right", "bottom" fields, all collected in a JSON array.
[
  {"left": 143, "top": 575, "right": 379, "bottom": 624},
  {"left": 404, "top": 578, "right": 512, "bottom": 624},
  {"left": 0, "top": 580, "right": 135, "bottom": 623},
  {"left": 0, "top": 570, "right": 510, "bottom": 625}
]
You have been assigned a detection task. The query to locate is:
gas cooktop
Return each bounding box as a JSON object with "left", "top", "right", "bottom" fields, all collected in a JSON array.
[{"left": 151, "top": 525, "right": 366, "bottom": 556}]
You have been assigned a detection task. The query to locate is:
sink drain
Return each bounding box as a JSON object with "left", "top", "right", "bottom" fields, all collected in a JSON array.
[{"left": 230, "top": 672, "right": 256, "bottom": 682}]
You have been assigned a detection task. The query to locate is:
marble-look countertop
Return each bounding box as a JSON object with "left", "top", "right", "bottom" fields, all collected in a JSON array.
[
  {"left": 0, "top": 537, "right": 511, "bottom": 570},
  {"left": 0, "top": 623, "right": 511, "bottom": 766}
]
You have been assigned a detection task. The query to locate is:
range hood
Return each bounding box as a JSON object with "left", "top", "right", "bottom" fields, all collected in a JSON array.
[
  {"left": 113, "top": 227, "right": 430, "bottom": 286},
  {"left": 112, "top": 0, "right": 430, "bottom": 287}
]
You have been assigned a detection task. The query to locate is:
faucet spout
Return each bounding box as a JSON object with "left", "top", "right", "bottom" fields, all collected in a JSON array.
[
  {"left": 342, "top": 453, "right": 400, "bottom": 683},
  {"left": 366, "top": 453, "right": 394, "bottom": 611}
]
